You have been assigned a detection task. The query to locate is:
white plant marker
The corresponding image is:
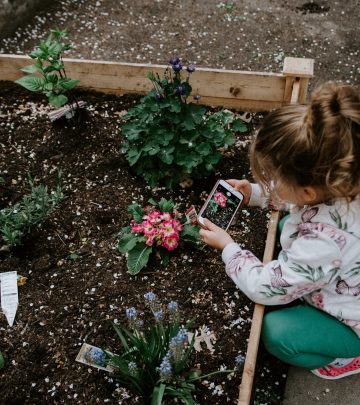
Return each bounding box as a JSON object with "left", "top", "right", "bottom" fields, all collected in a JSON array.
[
  {"left": 188, "top": 325, "right": 216, "bottom": 353},
  {"left": 0, "top": 271, "right": 18, "bottom": 326}
]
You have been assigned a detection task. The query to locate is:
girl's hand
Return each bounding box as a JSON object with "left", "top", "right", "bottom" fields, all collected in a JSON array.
[
  {"left": 199, "top": 218, "right": 234, "bottom": 250},
  {"left": 226, "top": 179, "right": 252, "bottom": 205}
]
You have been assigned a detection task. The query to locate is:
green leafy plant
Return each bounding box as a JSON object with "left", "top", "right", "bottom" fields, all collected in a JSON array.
[
  {"left": 15, "top": 29, "right": 79, "bottom": 108},
  {"left": 118, "top": 198, "right": 201, "bottom": 275},
  {"left": 0, "top": 174, "right": 64, "bottom": 247},
  {"left": 121, "top": 57, "right": 248, "bottom": 188},
  {"left": 107, "top": 292, "right": 241, "bottom": 404}
]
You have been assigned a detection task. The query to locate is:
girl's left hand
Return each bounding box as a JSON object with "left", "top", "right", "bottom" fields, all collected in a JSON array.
[{"left": 199, "top": 218, "right": 234, "bottom": 250}]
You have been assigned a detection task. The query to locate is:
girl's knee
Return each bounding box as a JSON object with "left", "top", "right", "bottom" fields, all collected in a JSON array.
[
  {"left": 261, "top": 310, "right": 294, "bottom": 356},
  {"left": 262, "top": 311, "right": 282, "bottom": 349}
]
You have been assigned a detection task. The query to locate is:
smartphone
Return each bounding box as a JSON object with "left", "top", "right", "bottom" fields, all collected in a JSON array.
[{"left": 198, "top": 180, "right": 244, "bottom": 231}]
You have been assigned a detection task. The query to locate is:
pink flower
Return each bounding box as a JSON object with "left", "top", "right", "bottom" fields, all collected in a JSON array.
[
  {"left": 172, "top": 219, "right": 183, "bottom": 232},
  {"left": 143, "top": 221, "right": 155, "bottom": 236},
  {"left": 131, "top": 221, "right": 143, "bottom": 233},
  {"left": 311, "top": 292, "right": 324, "bottom": 309},
  {"left": 145, "top": 234, "right": 155, "bottom": 246},
  {"left": 144, "top": 210, "right": 162, "bottom": 225},
  {"left": 213, "top": 192, "right": 227, "bottom": 208},
  {"left": 161, "top": 212, "right": 172, "bottom": 221},
  {"left": 162, "top": 235, "right": 179, "bottom": 251},
  {"left": 160, "top": 220, "right": 177, "bottom": 238}
]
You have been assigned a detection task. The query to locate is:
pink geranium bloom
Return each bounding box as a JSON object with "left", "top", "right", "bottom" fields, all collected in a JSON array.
[
  {"left": 146, "top": 210, "right": 162, "bottom": 225},
  {"left": 131, "top": 220, "right": 143, "bottom": 233},
  {"left": 213, "top": 192, "right": 227, "bottom": 208},
  {"left": 160, "top": 220, "right": 177, "bottom": 238},
  {"left": 161, "top": 212, "right": 172, "bottom": 221},
  {"left": 145, "top": 234, "right": 155, "bottom": 246},
  {"left": 172, "top": 219, "right": 183, "bottom": 232},
  {"left": 142, "top": 220, "right": 155, "bottom": 236},
  {"left": 162, "top": 235, "right": 179, "bottom": 251}
]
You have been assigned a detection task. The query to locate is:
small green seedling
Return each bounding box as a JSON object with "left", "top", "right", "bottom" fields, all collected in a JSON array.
[{"left": 15, "top": 29, "right": 79, "bottom": 108}]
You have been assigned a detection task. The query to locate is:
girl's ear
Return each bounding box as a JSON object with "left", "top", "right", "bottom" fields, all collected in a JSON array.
[{"left": 302, "top": 186, "right": 321, "bottom": 203}]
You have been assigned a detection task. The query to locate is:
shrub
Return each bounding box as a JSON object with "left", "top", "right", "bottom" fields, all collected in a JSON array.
[
  {"left": 15, "top": 29, "right": 79, "bottom": 108},
  {"left": 107, "top": 292, "right": 240, "bottom": 404},
  {"left": 121, "top": 56, "right": 248, "bottom": 188},
  {"left": 117, "top": 198, "right": 201, "bottom": 274},
  {"left": 0, "top": 175, "right": 64, "bottom": 247}
]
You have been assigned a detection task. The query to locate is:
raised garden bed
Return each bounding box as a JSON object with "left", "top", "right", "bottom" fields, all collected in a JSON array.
[{"left": 0, "top": 56, "right": 313, "bottom": 404}]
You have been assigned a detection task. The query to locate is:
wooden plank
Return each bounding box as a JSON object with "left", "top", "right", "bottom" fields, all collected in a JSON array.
[
  {"left": 283, "top": 57, "right": 314, "bottom": 78},
  {"left": 0, "top": 54, "right": 286, "bottom": 110},
  {"left": 237, "top": 210, "right": 280, "bottom": 405}
]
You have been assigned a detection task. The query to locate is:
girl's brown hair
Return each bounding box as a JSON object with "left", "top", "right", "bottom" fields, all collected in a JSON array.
[{"left": 250, "top": 82, "right": 360, "bottom": 199}]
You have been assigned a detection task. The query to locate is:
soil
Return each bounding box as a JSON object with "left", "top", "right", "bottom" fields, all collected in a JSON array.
[{"left": 0, "top": 81, "right": 286, "bottom": 404}]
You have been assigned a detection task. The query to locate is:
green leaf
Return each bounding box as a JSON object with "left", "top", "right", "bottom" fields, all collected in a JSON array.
[
  {"left": 29, "top": 48, "right": 45, "bottom": 59},
  {"left": 127, "top": 149, "right": 142, "bottom": 166},
  {"left": 159, "top": 146, "right": 175, "bottom": 164},
  {"left": 151, "top": 384, "right": 166, "bottom": 405},
  {"left": 127, "top": 243, "right": 152, "bottom": 274},
  {"left": 122, "top": 122, "right": 143, "bottom": 140},
  {"left": 48, "top": 93, "right": 68, "bottom": 107},
  {"left": 58, "top": 78, "right": 80, "bottom": 91},
  {"left": 117, "top": 233, "right": 139, "bottom": 253},
  {"left": 232, "top": 118, "right": 248, "bottom": 133},
  {"left": 127, "top": 204, "right": 145, "bottom": 222},
  {"left": 43, "top": 82, "right": 54, "bottom": 91},
  {"left": 46, "top": 73, "right": 58, "bottom": 84},
  {"left": 223, "top": 132, "right": 235, "bottom": 145},
  {"left": 15, "top": 75, "right": 45, "bottom": 92},
  {"left": 48, "top": 41, "right": 62, "bottom": 55},
  {"left": 20, "top": 64, "right": 39, "bottom": 74},
  {"left": 158, "top": 198, "right": 174, "bottom": 213},
  {"left": 160, "top": 251, "right": 170, "bottom": 266},
  {"left": 197, "top": 142, "right": 212, "bottom": 156}
]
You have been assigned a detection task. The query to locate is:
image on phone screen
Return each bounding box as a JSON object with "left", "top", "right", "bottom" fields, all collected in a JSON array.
[{"left": 201, "top": 182, "right": 243, "bottom": 230}]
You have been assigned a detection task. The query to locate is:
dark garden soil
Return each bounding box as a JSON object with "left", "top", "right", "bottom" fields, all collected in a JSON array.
[{"left": 0, "top": 80, "right": 287, "bottom": 404}]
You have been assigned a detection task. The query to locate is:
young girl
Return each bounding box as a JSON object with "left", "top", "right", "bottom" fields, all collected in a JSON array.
[{"left": 200, "top": 82, "right": 360, "bottom": 379}]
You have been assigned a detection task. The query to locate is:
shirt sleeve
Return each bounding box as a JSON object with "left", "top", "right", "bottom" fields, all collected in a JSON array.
[{"left": 221, "top": 232, "right": 341, "bottom": 305}]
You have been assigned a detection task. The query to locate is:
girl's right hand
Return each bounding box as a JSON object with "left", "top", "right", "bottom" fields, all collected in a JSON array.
[{"left": 226, "top": 179, "right": 252, "bottom": 205}]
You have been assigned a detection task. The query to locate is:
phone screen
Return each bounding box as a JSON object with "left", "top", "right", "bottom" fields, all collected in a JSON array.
[{"left": 201, "top": 183, "right": 243, "bottom": 230}]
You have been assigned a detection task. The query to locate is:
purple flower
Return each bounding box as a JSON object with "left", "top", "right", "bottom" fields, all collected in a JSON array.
[
  {"left": 193, "top": 95, "right": 201, "bottom": 101},
  {"left": 169, "top": 56, "right": 180, "bottom": 65},
  {"left": 154, "top": 92, "right": 162, "bottom": 100},
  {"left": 153, "top": 310, "right": 164, "bottom": 322},
  {"left": 172, "top": 62, "right": 183, "bottom": 73},
  {"left": 175, "top": 85, "right": 186, "bottom": 95},
  {"left": 186, "top": 63, "right": 195, "bottom": 73},
  {"left": 125, "top": 307, "right": 137, "bottom": 319},
  {"left": 128, "top": 361, "right": 137, "bottom": 376},
  {"left": 144, "top": 292, "right": 156, "bottom": 302},
  {"left": 235, "top": 354, "right": 245, "bottom": 366},
  {"left": 159, "top": 353, "right": 172, "bottom": 382},
  {"left": 167, "top": 301, "right": 178, "bottom": 313}
]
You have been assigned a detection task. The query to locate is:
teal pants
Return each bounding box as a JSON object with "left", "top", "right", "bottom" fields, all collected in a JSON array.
[
  {"left": 261, "top": 214, "right": 360, "bottom": 369},
  {"left": 262, "top": 304, "right": 360, "bottom": 369}
]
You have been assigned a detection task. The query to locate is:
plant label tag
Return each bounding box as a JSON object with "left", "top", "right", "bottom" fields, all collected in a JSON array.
[
  {"left": 76, "top": 343, "right": 115, "bottom": 372},
  {"left": 185, "top": 205, "right": 198, "bottom": 224},
  {"left": 48, "top": 100, "right": 87, "bottom": 122},
  {"left": 0, "top": 271, "right": 19, "bottom": 327}
]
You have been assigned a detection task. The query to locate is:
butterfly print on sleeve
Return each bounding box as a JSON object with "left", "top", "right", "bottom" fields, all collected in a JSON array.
[
  {"left": 270, "top": 264, "right": 292, "bottom": 288},
  {"left": 335, "top": 277, "right": 360, "bottom": 296},
  {"left": 301, "top": 207, "right": 319, "bottom": 223}
]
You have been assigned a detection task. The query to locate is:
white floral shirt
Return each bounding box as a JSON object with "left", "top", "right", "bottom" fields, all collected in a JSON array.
[{"left": 222, "top": 184, "right": 360, "bottom": 336}]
